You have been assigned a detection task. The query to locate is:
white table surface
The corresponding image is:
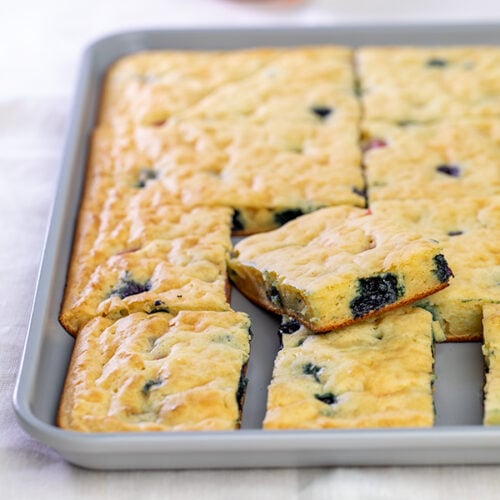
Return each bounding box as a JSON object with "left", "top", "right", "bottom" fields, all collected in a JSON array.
[{"left": 2, "top": 1, "right": 500, "bottom": 498}]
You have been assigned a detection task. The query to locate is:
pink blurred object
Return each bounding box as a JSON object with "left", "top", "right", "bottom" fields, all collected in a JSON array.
[{"left": 229, "top": 0, "right": 306, "bottom": 4}]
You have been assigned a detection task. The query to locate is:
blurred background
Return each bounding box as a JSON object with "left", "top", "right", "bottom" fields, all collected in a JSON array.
[{"left": 2, "top": 0, "right": 500, "bottom": 98}]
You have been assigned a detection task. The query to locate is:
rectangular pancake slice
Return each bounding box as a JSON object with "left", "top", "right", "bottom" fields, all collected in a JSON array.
[
  {"left": 58, "top": 310, "right": 251, "bottom": 432},
  {"left": 89, "top": 46, "right": 365, "bottom": 234},
  {"left": 98, "top": 48, "right": 279, "bottom": 127},
  {"left": 263, "top": 307, "right": 435, "bottom": 429},
  {"left": 228, "top": 206, "right": 453, "bottom": 333},
  {"left": 483, "top": 304, "right": 500, "bottom": 425},
  {"left": 60, "top": 190, "right": 233, "bottom": 335},
  {"left": 87, "top": 106, "right": 365, "bottom": 233},
  {"left": 371, "top": 197, "right": 500, "bottom": 341},
  {"left": 61, "top": 239, "right": 233, "bottom": 336},
  {"left": 99, "top": 47, "right": 356, "bottom": 127},
  {"left": 357, "top": 46, "right": 500, "bottom": 123},
  {"left": 363, "top": 120, "right": 500, "bottom": 202}
]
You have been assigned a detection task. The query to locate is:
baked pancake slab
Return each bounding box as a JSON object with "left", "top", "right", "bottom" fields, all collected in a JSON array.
[
  {"left": 363, "top": 120, "right": 500, "bottom": 202},
  {"left": 263, "top": 307, "right": 435, "bottom": 429},
  {"left": 61, "top": 237, "right": 232, "bottom": 336},
  {"left": 89, "top": 46, "right": 365, "bottom": 234},
  {"left": 60, "top": 194, "right": 233, "bottom": 335},
  {"left": 99, "top": 47, "right": 356, "bottom": 127},
  {"left": 358, "top": 46, "right": 500, "bottom": 123},
  {"left": 58, "top": 310, "right": 251, "bottom": 432},
  {"left": 371, "top": 197, "right": 500, "bottom": 341},
  {"left": 229, "top": 206, "right": 453, "bottom": 332},
  {"left": 87, "top": 105, "right": 365, "bottom": 233}
]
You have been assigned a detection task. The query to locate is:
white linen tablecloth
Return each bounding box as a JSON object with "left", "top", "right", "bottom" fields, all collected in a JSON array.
[{"left": 3, "top": 1, "right": 500, "bottom": 498}]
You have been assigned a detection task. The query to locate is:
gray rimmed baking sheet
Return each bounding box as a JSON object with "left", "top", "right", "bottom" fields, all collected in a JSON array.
[{"left": 12, "top": 24, "right": 500, "bottom": 469}]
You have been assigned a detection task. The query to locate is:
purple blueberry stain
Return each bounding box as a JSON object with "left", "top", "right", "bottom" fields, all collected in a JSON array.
[
  {"left": 436, "top": 165, "right": 460, "bottom": 177},
  {"left": 310, "top": 106, "right": 333, "bottom": 120},
  {"left": 110, "top": 272, "right": 151, "bottom": 299}
]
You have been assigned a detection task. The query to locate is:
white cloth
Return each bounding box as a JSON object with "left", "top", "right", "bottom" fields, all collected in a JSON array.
[{"left": 2, "top": 1, "right": 500, "bottom": 498}]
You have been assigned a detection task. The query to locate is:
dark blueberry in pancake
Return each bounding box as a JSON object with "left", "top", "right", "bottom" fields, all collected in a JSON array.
[{"left": 350, "top": 273, "right": 403, "bottom": 319}]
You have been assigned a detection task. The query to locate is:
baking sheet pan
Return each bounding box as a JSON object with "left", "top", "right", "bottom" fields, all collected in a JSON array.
[{"left": 12, "top": 24, "right": 500, "bottom": 469}]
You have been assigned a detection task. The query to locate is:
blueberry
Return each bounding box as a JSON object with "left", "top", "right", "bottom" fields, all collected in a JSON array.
[
  {"left": 314, "top": 392, "right": 337, "bottom": 405},
  {"left": 135, "top": 168, "right": 157, "bottom": 188},
  {"left": 274, "top": 208, "right": 304, "bottom": 226},
  {"left": 433, "top": 254, "right": 454, "bottom": 283},
  {"left": 436, "top": 165, "right": 460, "bottom": 177},
  {"left": 310, "top": 106, "right": 333, "bottom": 120},
  {"left": 266, "top": 284, "right": 283, "bottom": 308},
  {"left": 110, "top": 272, "right": 151, "bottom": 299},
  {"left": 141, "top": 378, "right": 162, "bottom": 395},
  {"left": 350, "top": 273, "right": 403, "bottom": 319},
  {"left": 150, "top": 299, "right": 170, "bottom": 313},
  {"left": 303, "top": 363, "right": 322, "bottom": 383},
  {"left": 278, "top": 318, "right": 301, "bottom": 335},
  {"left": 236, "top": 374, "right": 248, "bottom": 410},
  {"left": 231, "top": 209, "right": 245, "bottom": 233},
  {"left": 447, "top": 230, "right": 463, "bottom": 237},
  {"left": 426, "top": 58, "right": 448, "bottom": 68}
]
